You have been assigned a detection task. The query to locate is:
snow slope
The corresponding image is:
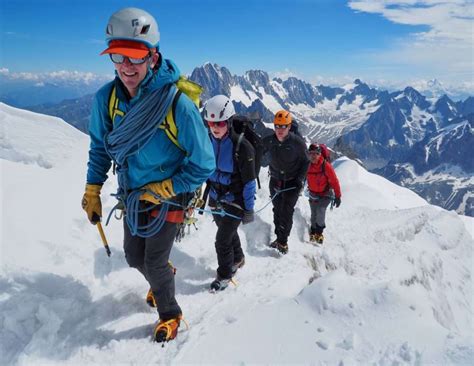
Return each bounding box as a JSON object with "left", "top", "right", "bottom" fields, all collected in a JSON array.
[{"left": 1, "top": 103, "right": 473, "bottom": 365}]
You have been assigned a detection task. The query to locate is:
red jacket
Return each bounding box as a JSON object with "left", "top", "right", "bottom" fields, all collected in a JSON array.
[{"left": 306, "top": 156, "right": 341, "bottom": 198}]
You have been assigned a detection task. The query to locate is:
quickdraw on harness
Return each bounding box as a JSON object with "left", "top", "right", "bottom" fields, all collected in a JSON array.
[{"left": 175, "top": 188, "right": 204, "bottom": 242}]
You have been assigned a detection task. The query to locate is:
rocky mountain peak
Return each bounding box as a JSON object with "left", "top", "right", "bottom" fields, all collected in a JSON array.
[
  {"left": 401, "top": 86, "right": 430, "bottom": 110},
  {"left": 244, "top": 70, "right": 270, "bottom": 87}
]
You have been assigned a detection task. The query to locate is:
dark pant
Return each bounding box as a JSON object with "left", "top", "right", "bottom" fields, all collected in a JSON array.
[
  {"left": 309, "top": 197, "right": 331, "bottom": 234},
  {"left": 270, "top": 179, "right": 300, "bottom": 244},
  {"left": 212, "top": 212, "right": 244, "bottom": 280},
  {"left": 123, "top": 214, "right": 181, "bottom": 321}
]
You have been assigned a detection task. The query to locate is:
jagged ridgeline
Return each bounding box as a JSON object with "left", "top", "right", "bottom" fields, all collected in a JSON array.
[{"left": 16, "top": 63, "right": 474, "bottom": 216}]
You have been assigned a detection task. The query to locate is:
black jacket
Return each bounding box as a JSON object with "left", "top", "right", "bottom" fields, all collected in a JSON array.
[{"left": 263, "top": 132, "right": 310, "bottom": 184}]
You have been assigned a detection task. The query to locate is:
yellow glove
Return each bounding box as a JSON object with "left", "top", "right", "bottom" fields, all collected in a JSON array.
[
  {"left": 81, "top": 184, "right": 102, "bottom": 224},
  {"left": 140, "top": 179, "right": 175, "bottom": 204}
]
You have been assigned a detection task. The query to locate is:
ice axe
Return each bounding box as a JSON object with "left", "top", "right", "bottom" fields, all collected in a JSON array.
[{"left": 95, "top": 220, "right": 111, "bottom": 257}]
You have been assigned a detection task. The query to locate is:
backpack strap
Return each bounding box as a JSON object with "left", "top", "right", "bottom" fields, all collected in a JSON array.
[
  {"left": 159, "top": 90, "right": 187, "bottom": 154},
  {"left": 234, "top": 133, "right": 245, "bottom": 163},
  {"left": 321, "top": 159, "right": 332, "bottom": 194},
  {"left": 108, "top": 86, "right": 124, "bottom": 122}
]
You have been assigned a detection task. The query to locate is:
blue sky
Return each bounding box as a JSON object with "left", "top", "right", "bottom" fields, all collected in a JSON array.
[{"left": 1, "top": 0, "right": 472, "bottom": 89}]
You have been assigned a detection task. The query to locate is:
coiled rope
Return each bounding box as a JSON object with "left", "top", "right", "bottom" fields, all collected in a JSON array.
[{"left": 104, "top": 83, "right": 177, "bottom": 237}]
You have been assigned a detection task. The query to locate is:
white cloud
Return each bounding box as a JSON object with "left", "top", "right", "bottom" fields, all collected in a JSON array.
[
  {"left": 348, "top": 0, "right": 474, "bottom": 84},
  {"left": 305, "top": 72, "right": 473, "bottom": 100},
  {"left": 271, "top": 68, "right": 301, "bottom": 81},
  {"left": 310, "top": 74, "right": 357, "bottom": 87},
  {"left": 1, "top": 70, "right": 113, "bottom": 84}
]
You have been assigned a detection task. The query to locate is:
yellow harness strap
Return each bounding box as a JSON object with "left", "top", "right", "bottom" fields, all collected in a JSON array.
[{"left": 108, "top": 87, "right": 124, "bottom": 122}]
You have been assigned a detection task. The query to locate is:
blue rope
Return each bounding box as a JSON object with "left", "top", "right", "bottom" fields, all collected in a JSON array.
[
  {"left": 254, "top": 187, "right": 295, "bottom": 214},
  {"left": 104, "top": 83, "right": 178, "bottom": 237},
  {"left": 197, "top": 207, "right": 242, "bottom": 220},
  {"left": 125, "top": 191, "right": 170, "bottom": 237},
  {"left": 106, "top": 183, "right": 298, "bottom": 231},
  {"left": 196, "top": 186, "right": 297, "bottom": 220}
]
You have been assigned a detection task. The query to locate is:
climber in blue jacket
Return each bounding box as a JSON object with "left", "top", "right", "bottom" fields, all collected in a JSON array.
[{"left": 81, "top": 7, "right": 215, "bottom": 343}]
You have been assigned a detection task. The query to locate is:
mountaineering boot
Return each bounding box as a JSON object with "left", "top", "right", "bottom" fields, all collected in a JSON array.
[
  {"left": 154, "top": 315, "right": 183, "bottom": 343},
  {"left": 269, "top": 239, "right": 279, "bottom": 249},
  {"left": 231, "top": 256, "right": 246, "bottom": 275},
  {"left": 146, "top": 288, "right": 157, "bottom": 308},
  {"left": 315, "top": 234, "right": 324, "bottom": 244},
  {"left": 269, "top": 240, "right": 288, "bottom": 254},
  {"left": 309, "top": 234, "right": 324, "bottom": 245},
  {"left": 277, "top": 242, "right": 288, "bottom": 254},
  {"left": 209, "top": 276, "right": 232, "bottom": 292}
]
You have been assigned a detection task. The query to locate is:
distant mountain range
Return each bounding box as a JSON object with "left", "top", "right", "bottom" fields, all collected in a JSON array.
[
  {"left": 8, "top": 63, "right": 473, "bottom": 216},
  {"left": 27, "top": 94, "right": 94, "bottom": 133},
  {"left": 0, "top": 71, "right": 111, "bottom": 108}
]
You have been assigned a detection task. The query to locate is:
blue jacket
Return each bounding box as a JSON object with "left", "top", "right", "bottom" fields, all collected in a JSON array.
[
  {"left": 209, "top": 132, "right": 256, "bottom": 211},
  {"left": 86, "top": 58, "right": 215, "bottom": 194}
]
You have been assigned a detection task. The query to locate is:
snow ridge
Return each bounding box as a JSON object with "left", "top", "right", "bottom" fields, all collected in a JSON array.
[{"left": 1, "top": 105, "right": 472, "bottom": 365}]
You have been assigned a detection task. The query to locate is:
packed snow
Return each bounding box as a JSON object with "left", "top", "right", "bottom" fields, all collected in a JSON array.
[
  {"left": 1, "top": 103, "right": 473, "bottom": 365},
  {"left": 256, "top": 86, "right": 284, "bottom": 113},
  {"left": 229, "top": 85, "right": 254, "bottom": 107}
]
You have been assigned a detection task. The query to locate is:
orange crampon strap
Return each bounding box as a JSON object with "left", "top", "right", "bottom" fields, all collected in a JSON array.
[{"left": 154, "top": 316, "right": 189, "bottom": 342}]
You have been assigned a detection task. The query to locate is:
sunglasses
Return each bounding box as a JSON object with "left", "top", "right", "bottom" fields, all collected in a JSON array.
[
  {"left": 274, "top": 124, "right": 288, "bottom": 130},
  {"left": 207, "top": 120, "right": 228, "bottom": 128},
  {"left": 109, "top": 53, "right": 150, "bottom": 65},
  {"left": 309, "top": 149, "right": 321, "bottom": 154}
]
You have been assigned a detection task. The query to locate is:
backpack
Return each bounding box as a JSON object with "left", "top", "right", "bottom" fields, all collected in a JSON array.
[
  {"left": 108, "top": 75, "right": 203, "bottom": 153},
  {"left": 231, "top": 115, "right": 264, "bottom": 189},
  {"left": 290, "top": 120, "right": 303, "bottom": 138},
  {"left": 319, "top": 143, "right": 331, "bottom": 162},
  {"left": 308, "top": 142, "right": 332, "bottom": 180}
]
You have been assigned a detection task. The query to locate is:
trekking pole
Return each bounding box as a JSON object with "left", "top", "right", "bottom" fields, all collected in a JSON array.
[{"left": 96, "top": 222, "right": 112, "bottom": 257}]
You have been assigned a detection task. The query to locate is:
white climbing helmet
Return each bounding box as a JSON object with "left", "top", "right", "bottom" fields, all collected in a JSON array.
[
  {"left": 203, "top": 95, "right": 236, "bottom": 122},
  {"left": 105, "top": 8, "right": 160, "bottom": 48}
]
